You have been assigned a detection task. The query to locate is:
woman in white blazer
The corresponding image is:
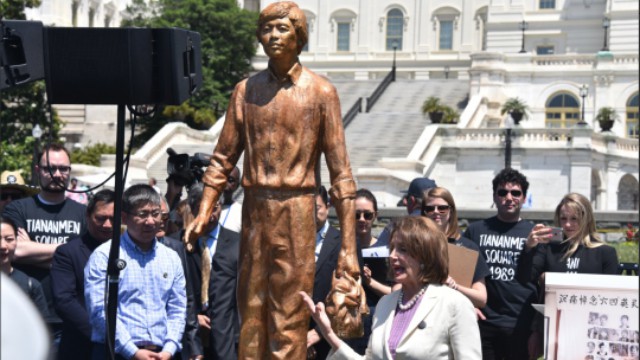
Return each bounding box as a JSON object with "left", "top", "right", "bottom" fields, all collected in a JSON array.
[{"left": 302, "top": 216, "right": 481, "bottom": 359}]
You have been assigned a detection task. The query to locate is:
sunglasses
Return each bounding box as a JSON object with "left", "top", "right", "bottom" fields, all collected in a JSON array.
[
  {"left": 1, "top": 192, "right": 25, "bottom": 201},
  {"left": 496, "top": 189, "right": 523, "bottom": 197},
  {"left": 355, "top": 211, "right": 375, "bottom": 221},
  {"left": 40, "top": 165, "right": 71, "bottom": 174},
  {"left": 422, "top": 205, "right": 451, "bottom": 215}
]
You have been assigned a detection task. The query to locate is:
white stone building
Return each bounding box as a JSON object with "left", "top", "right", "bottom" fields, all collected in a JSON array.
[{"left": 23, "top": 0, "right": 639, "bottom": 212}]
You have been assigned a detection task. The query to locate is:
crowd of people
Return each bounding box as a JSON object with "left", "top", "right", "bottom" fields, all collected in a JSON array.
[{"left": 1, "top": 142, "right": 633, "bottom": 360}]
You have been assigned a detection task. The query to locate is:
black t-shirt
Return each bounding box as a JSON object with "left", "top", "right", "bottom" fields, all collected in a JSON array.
[
  {"left": 3, "top": 195, "right": 87, "bottom": 324},
  {"left": 8, "top": 268, "right": 49, "bottom": 319},
  {"left": 518, "top": 238, "right": 619, "bottom": 283},
  {"left": 449, "top": 236, "right": 491, "bottom": 284},
  {"left": 463, "top": 216, "right": 537, "bottom": 329}
]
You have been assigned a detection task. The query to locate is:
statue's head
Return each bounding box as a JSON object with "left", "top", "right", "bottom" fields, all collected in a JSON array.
[{"left": 257, "top": 1, "right": 308, "bottom": 55}]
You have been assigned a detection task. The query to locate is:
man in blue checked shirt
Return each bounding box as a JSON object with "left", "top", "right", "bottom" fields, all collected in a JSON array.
[{"left": 85, "top": 184, "right": 186, "bottom": 360}]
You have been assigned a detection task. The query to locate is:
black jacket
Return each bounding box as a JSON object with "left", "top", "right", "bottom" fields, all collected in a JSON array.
[
  {"left": 159, "top": 235, "right": 201, "bottom": 360},
  {"left": 51, "top": 233, "right": 101, "bottom": 360},
  {"left": 186, "top": 226, "right": 241, "bottom": 360}
]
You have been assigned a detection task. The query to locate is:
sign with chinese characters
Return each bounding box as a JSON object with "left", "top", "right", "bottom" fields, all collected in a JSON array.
[{"left": 544, "top": 273, "right": 639, "bottom": 360}]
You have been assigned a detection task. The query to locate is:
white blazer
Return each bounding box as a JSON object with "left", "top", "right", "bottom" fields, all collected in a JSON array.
[{"left": 329, "top": 284, "right": 481, "bottom": 360}]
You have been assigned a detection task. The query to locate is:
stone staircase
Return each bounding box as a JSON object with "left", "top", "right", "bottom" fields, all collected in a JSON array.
[
  {"left": 318, "top": 79, "right": 469, "bottom": 188},
  {"left": 55, "top": 104, "right": 86, "bottom": 142},
  {"left": 332, "top": 79, "right": 380, "bottom": 116}
]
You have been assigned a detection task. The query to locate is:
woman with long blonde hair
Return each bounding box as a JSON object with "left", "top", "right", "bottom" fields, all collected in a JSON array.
[{"left": 519, "top": 193, "right": 618, "bottom": 282}]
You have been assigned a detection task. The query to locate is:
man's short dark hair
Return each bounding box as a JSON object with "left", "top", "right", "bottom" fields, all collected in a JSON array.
[
  {"left": 87, "top": 189, "right": 115, "bottom": 215},
  {"left": 38, "top": 143, "right": 70, "bottom": 164},
  {"left": 356, "top": 188, "right": 378, "bottom": 212},
  {"left": 122, "top": 184, "right": 160, "bottom": 213},
  {"left": 492, "top": 168, "right": 529, "bottom": 197},
  {"left": 317, "top": 185, "right": 329, "bottom": 206}
]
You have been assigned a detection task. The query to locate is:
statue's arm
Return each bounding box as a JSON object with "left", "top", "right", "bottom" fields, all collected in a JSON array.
[
  {"left": 186, "top": 84, "right": 246, "bottom": 248},
  {"left": 322, "top": 86, "right": 358, "bottom": 278}
]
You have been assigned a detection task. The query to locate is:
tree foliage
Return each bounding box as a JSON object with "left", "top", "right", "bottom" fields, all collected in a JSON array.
[
  {"left": 121, "top": 0, "right": 258, "bottom": 149},
  {"left": 1, "top": 0, "right": 62, "bottom": 181},
  {"left": 70, "top": 143, "right": 117, "bottom": 167}
]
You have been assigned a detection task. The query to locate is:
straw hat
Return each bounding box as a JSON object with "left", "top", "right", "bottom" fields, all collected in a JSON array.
[{"left": 0, "top": 171, "right": 40, "bottom": 196}]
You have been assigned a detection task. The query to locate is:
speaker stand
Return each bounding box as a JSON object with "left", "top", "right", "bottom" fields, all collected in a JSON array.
[{"left": 105, "top": 104, "right": 127, "bottom": 358}]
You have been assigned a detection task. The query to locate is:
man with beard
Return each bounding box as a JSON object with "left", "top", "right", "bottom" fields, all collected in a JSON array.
[
  {"left": 51, "top": 190, "right": 115, "bottom": 360},
  {"left": 2, "top": 143, "right": 87, "bottom": 353}
]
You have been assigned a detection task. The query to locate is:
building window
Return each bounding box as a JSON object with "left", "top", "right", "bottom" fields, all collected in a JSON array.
[
  {"left": 439, "top": 20, "right": 454, "bottom": 50},
  {"left": 386, "top": 9, "right": 403, "bottom": 51},
  {"left": 539, "top": 0, "right": 556, "bottom": 9},
  {"left": 337, "top": 22, "right": 350, "bottom": 51},
  {"left": 536, "top": 46, "right": 555, "bottom": 55},
  {"left": 627, "top": 93, "right": 639, "bottom": 138},
  {"left": 545, "top": 93, "right": 580, "bottom": 128}
]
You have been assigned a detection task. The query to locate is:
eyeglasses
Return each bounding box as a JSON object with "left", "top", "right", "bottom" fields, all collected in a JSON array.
[
  {"left": 160, "top": 212, "right": 170, "bottom": 221},
  {"left": 496, "top": 189, "right": 523, "bottom": 198},
  {"left": 39, "top": 165, "right": 71, "bottom": 174},
  {"left": 422, "top": 205, "right": 451, "bottom": 215},
  {"left": 1, "top": 192, "right": 25, "bottom": 201},
  {"left": 129, "top": 209, "right": 162, "bottom": 220},
  {"left": 355, "top": 211, "right": 375, "bottom": 221}
]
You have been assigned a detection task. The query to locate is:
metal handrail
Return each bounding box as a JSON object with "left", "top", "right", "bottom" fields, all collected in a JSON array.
[
  {"left": 343, "top": 98, "right": 362, "bottom": 128},
  {"left": 366, "top": 70, "right": 394, "bottom": 112}
]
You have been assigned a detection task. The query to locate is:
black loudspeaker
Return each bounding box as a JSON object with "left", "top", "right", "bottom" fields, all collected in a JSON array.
[
  {"left": 0, "top": 20, "right": 45, "bottom": 90},
  {"left": 154, "top": 29, "right": 203, "bottom": 105},
  {"left": 43, "top": 27, "right": 202, "bottom": 105}
]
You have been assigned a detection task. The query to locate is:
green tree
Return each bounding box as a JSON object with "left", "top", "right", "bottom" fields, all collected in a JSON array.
[
  {"left": 1, "top": 0, "right": 63, "bottom": 183},
  {"left": 70, "top": 143, "right": 117, "bottom": 166},
  {"left": 121, "top": 0, "right": 258, "bottom": 149}
]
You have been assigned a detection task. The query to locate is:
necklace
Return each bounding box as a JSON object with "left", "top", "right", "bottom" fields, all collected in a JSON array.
[{"left": 397, "top": 284, "right": 428, "bottom": 311}]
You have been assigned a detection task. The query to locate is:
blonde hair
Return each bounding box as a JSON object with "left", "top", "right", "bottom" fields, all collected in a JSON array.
[
  {"left": 554, "top": 193, "right": 603, "bottom": 259},
  {"left": 423, "top": 187, "right": 460, "bottom": 239}
]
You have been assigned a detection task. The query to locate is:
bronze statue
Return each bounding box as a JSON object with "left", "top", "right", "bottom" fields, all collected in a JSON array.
[{"left": 185, "top": 2, "right": 364, "bottom": 358}]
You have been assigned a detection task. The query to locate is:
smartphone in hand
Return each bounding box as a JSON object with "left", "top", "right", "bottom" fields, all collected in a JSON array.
[{"left": 548, "top": 227, "right": 564, "bottom": 243}]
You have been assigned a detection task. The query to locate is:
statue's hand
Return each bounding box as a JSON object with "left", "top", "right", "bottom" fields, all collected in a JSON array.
[
  {"left": 184, "top": 215, "right": 208, "bottom": 253},
  {"left": 324, "top": 271, "right": 369, "bottom": 339}
]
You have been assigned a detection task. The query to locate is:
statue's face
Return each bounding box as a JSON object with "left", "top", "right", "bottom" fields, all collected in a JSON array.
[{"left": 259, "top": 17, "right": 298, "bottom": 59}]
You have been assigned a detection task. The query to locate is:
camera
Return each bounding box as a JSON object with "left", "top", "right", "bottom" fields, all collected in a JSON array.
[{"left": 166, "top": 147, "right": 210, "bottom": 189}]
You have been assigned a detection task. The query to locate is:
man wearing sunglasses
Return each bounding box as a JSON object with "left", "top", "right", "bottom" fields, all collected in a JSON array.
[
  {"left": 462, "top": 168, "right": 536, "bottom": 360},
  {"left": 2, "top": 144, "right": 87, "bottom": 355}
]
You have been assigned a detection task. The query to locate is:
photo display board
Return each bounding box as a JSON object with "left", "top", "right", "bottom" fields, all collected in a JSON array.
[{"left": 544, "top": 273, "right": 639, "bottom": 360}]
